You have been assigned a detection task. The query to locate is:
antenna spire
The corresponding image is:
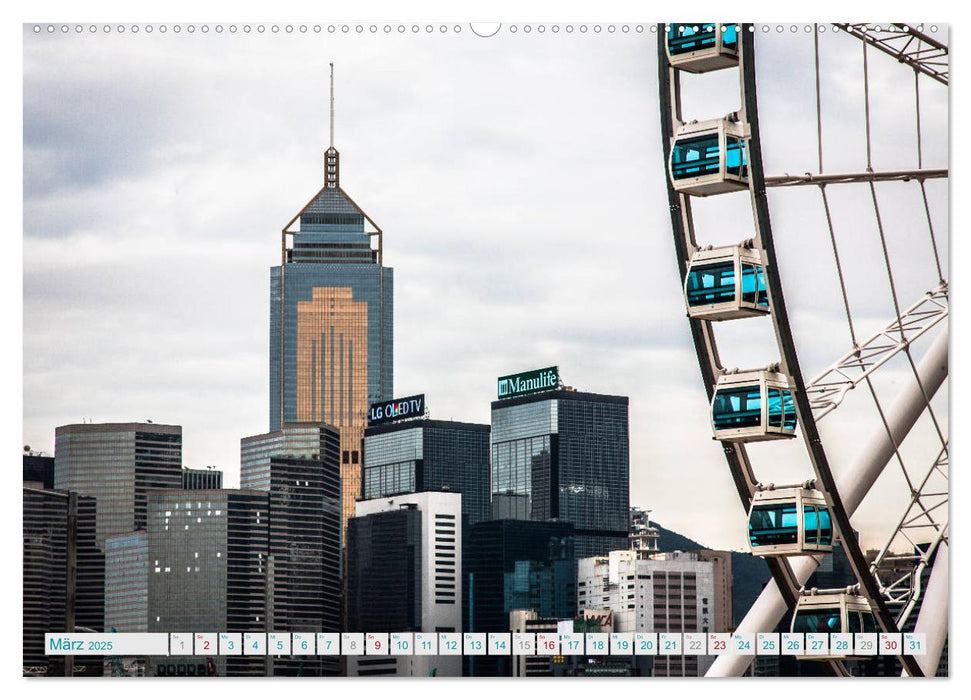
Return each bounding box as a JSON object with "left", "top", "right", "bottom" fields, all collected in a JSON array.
[
  {"left": 329, "top": 62, "right": 335, "bottom": 148},
  {"left": 325, "top": 62, "right": 340, "bottom": 189}
]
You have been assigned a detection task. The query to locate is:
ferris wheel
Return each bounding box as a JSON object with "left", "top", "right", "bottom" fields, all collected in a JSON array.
[{"left": 657, "top": 23, "right": 948, "bottom": 677}]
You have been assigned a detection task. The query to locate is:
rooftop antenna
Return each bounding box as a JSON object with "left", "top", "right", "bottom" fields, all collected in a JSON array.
[
  {"left": 329, "top": 62, "right": 335, "bottom": 149},
  {"left": 325, "top": 62, "right": 340, "bottom": 189}
]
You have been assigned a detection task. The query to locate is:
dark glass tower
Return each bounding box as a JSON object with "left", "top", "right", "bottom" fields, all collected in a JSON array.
[
  {"left": 362, "top": 419, "right": 491, "bottom": 526},
  {"left": 346, "top": 505, "right": 423, "bottom": 632},
  {"left": 270, "top": 138, "right": 393, "bottom": 542},
  {"left": 23, "top": 487, "right": 72, "bottom": 676},
  {"left": 491, "top": 389, "right": 630, "bottom": 558},
  {"left": 463, "top": 519, "right": 576, "bottom": 677}
]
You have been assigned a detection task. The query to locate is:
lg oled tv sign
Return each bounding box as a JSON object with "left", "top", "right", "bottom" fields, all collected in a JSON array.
[
  {"left": 369, "top": 394, "right": 425, "bottom": 426},
  {"left": 497, "top": 366, "right": 559, "bottom": 399}
]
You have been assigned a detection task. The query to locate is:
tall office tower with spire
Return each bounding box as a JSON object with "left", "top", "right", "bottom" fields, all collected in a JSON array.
[{"left": 270, "top": 65, "right": 393, "bottom": 541}]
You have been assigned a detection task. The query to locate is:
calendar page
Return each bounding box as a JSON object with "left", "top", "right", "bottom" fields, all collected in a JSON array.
[{"left": 21, "top": 15, "right": 949, "bottom": 683}]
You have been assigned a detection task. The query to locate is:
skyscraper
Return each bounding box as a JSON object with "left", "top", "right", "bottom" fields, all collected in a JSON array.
[
  {"left": 270, "top": 72, "right": 393, "bottom": 540},
  {"left": 23, "top": 486, "right": 102, "bottom": 676},
  {"left": 147, "top": 489, "right": 269, "bottom": 677},
  {"left": 104, "top": 531, "right": 149, "bottom": 676},
  {"left": 104, "top": 531, "right": 149, "bottom": 634},
  {"left": 53, "top": 422, "right": 180, "bottom": 654},
  {"left": 363, "top": 418, "right": 491, "bottom": 526},
  {"left": 491, "top": 385, "right": 630, "bottom": 557},
  {"left": 23, "top": 487, "right": 73, "bottom": 676},
  {"left": 54, "top": 423, "right": 183, "bottom": 547},
  {"left": 240, "top": 423, "right": 342, "bottom": 676}
]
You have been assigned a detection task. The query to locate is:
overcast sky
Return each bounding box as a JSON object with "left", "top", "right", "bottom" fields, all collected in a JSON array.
[{"left": 22, "top": 23, "right": 948, "bottom": 551}]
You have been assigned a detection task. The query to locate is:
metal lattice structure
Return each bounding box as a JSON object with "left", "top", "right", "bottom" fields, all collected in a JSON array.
[
  {"left": 806, "top": 283, "right": 948, "bottom": 421},
  {"left": 658, "top": 22, "right": 948, "bottom": 677},
  {"left": 869, "top": 446, "right": 948, "bottom": 623},
  {"left": 833, "top": 24, "right": 948, "bottom": 85}
]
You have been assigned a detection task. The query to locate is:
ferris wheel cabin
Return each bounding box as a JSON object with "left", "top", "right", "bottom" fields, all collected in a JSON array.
[
  {"left": 666, "top": 23, "right": 740, "bottom": 73},
  {"left": 711, "top": 370, "right": 797, "bottom": 442},
  {"left": 791, "top": 591, "right": 877, "bottom": 657},
  {"left": 669, "top": 119, "right": 749, "bottom": 196},
  {"left": 685, "top": 244, "right": 769, "bottom": 320},
  {"left": 747, "top": 486, "right": 833, "bottom": 557}
]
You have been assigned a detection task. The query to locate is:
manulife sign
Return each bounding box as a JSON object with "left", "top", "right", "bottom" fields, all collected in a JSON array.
[{"left": 497, "top": 366, "right": 559, "bottom": 399}]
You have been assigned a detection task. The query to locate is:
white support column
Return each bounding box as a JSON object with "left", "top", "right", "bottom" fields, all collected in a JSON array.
[
  {"left": 707, "top": 329, "right": 948, "bottom": 677},
  {"left": 903, "top": 542, "right": 948, "bottom": 677}
]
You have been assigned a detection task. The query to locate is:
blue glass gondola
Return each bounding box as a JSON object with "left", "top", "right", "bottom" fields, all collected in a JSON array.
[
  {"left": 666, "top": 23, "right": 740, "bottom": 73},
  {"left": 669, "top": 118, "right": 749, "bottom": 196},
  {"left": 685, "top": 244, "right": 770, "bottom": 320},
  {"left": 748, "top": 486, "right": 833, "bottom": 556},
  {"left": 711, "top": 369, "right": 796, "bottom": 442},
  {"left": 791, "top": 591, "right": 877, "bottom": 658}
]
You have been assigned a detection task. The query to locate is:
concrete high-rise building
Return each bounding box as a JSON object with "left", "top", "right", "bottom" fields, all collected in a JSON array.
[
  {"left": 491, "top": 386, "right": 629, "bottom": 557},
  {"left": 576, "top": 550, "right": 716, "bottom": 677},
  {"left": 694, "top": 549, "right": 733, "bottom": 634},
  {"left": 346, "top": 492, "right": 462, "bottom": 677},
  {"left": 54, "top": 423, "right": 183, "bottom": 547},
  {"left": 363, "top": 418, "right": 490, "bottom": 526},
  {"left": 147, "top": 489, "right": 269, "bottom": 677},
  {"left": 509, "top": 610, "right": 559, "bottom": 677},
  {"left": 240, "top": 423, "right": 342, "bottom": 676},
  {"left": 182, "top": 467, "right": 223, "bottom": 490},
  {"left": 629, "top": 507, "right": 660, "bottom": 556},
  {"left": 269, "top": 114, "right": 393, "bottom": 543}
]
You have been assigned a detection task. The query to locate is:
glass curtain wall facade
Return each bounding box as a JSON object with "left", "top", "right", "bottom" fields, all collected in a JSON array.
[
  {"left": 148, "top": 490, "right": 269, "bottom": 677},
  {"left": 463, "top": 519, "right": 576, "bottom": 677},
  {"left": 240, "top": 423, "right": 342, "bottom": 676},
  {"left": 270, "top": 177, "right": 393, "bottom": 544},
  {"left": 491, "top": 390, "right": 630, "bottom": 558},
  {"left": 346, "top": 506, "right": 423, "bottom": 632},
  {"left": 104, "top": 531, "right": 149, "bottom": 633},
  {"left": 103, "top": 531, "right": 149, "bottom": 676},
  {"left": 54, "top": 423, "right": 183, "bottom": 547},
  {"left": 363, "top": 419, "right": 491, "bottom": 526}
]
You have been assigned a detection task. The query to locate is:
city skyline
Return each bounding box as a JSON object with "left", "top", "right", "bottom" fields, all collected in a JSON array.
[{"left": 23, "top": 25, "right": 948, "bottom": 552}]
